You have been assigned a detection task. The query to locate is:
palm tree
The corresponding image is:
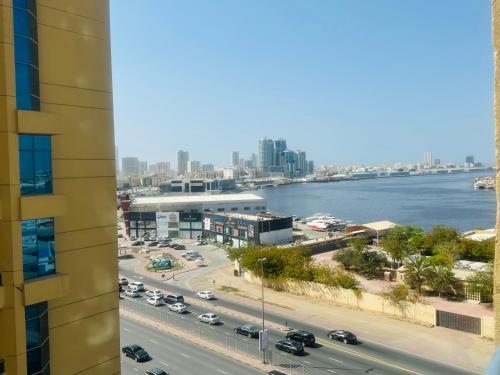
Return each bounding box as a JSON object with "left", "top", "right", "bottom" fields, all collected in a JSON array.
[
  {"left": 403, "top": 256, "right": 430, "bottom": 294},
  {"left": 426, "top": 265, "right": 456, "bottom": 297}
]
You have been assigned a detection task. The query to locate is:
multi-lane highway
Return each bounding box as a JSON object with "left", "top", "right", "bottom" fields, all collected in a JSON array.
[
  {"left": 121, "top": 317, "right": 264, "bottom": 375},
  {"left": 119, "top": 260, "right": 479, "bottom": 375}
]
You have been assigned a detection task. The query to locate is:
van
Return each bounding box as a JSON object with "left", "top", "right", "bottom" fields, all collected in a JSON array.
[{"left": 164, "top": 294, "right": 184, "bottom": 304}]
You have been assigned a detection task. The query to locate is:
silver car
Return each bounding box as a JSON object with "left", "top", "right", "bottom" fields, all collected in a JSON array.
[
  {"left": 198, "top": 313, "right": 220, "bottom": 325},
  {"left": 125, "top": 289, "right": 141, "bottom": 298},
  {"left": 169, "top": 302, "right": 187, "bottom": 314}
]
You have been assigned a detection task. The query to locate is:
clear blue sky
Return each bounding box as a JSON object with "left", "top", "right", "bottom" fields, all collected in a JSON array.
[{"left": 110, "top": 0, "right": 493, "bottom": 166}]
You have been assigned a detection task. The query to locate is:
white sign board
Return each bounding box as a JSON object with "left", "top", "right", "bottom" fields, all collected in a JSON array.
[
  {"left": 203, "top": 217, "right": 211, "bottom": 231},
  {"left": 156, "top": 212, "right": 169, "bottom": 238},
  {"left": 259, "top": 329, "right": 268, "bottom": 351}
]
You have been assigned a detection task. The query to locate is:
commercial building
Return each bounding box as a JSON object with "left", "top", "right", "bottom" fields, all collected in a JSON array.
[
  {"left": 159, "top": 178, "right": 236, "bottom": 193},
  {"left": 0, "top": 1, "right": 119, "bottom": 374},
  {"left": 121, "top": 194, "right": 266, "bottom": 239},
  {"left": 177, "top": 150, "right": 189, "bottom": 176},
  {"left": 258, "top": 137, "right": 275, "bottom": 172},
  {"left": 122, "top": 156, "right": 139, "bottom": 175},
  {"left": 138, "top": 160, "right": 148, "bottom": 176},
  {"left": 231, "top": 151, "right": 240, "bottom": 167},
  {"left": 203, "top": 213, "right": 293, "bottom": 247},
  {"left": 188, "top": 160, "right": 201, "bottom": 174},
  {"left": 274, "top": 138, "right": 287, "bottom": 166}
]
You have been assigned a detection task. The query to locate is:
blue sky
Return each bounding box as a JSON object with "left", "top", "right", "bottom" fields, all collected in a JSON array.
[{"left": 110, "top": 0, "right": 493, "bottom": 166}]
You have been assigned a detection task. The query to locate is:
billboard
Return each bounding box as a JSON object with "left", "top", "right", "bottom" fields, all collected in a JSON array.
[
  {"left": 203, "top": 217, "right": 211, "bottom": 231},
  {"left": 156, "top": 212, "right": 169, "bottom": 238}
]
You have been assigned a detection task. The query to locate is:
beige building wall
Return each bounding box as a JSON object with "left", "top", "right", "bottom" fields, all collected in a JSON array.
[
  {"left": 494, "top": 0, "right": 500, "bottom": 346},
  {"left": 0, "top": 0, "right": 120, "bottom": 374}
]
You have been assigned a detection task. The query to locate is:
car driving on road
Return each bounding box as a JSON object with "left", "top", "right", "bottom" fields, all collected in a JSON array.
[
  {"left": 164, "top": 294, "right": 184, "bottom": 304},
  {"left": 275, "top": 340, "right": 304, "bottom": 355},
  {"left": 145, "top": 289, "right": 164, "bottom": 298},
  {"left": 129, "top": 282, "right": 145, "bottom": 292},
  {"left": 286, "top": 330, "right": 316, "bottom": 347},
  {"left": 234, "top": 324, "right": 260, "bottom": 338},
  {"left": 125, "top": 289, "right": 141, "bottom": 298},
  {"left": 118, "top": 277, "right": 129, "bottom": 286},
  {"left": 121, "top": 344, "right": 151, "bottom": 362},
  {"left": 196, "top": 290, "right": 215, "bottom": 300},
  {"left": 169, "top": 302, "right": 187, "bottom": 314},
  {"left": 146, "top": 296, "right": 164, "bottom": 306},
  {"left": 327, "top": 330, "right": 358, "bottom": 344},
  {"left": 198, "top": 312, "right": 220, "bottom": 325},
  {"left": 145, "top": 368, "right": 168, "bottom": 375}
]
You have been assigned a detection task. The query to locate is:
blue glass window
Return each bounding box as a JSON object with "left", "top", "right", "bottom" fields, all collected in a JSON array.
[
  {"left": 25, "top": 302, "right": 50, "bottom": 374},
  {"left": 19, "top": 135, "right": 52, "bottom": 195},
  {"left": 13, "top": 0, "right": 39, "bottom": 111},
  {"left": 22, "top": 218, "right": 55, "bottom": 280}
]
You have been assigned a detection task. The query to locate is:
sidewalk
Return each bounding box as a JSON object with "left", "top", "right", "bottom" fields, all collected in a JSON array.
[{"left": 189, "top": 265, "right": 495, "bottom": 373}]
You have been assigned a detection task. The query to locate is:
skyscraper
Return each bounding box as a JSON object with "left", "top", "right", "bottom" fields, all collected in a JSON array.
[
  {"left": 231, "top": 151, "right": 240, "bottom": 167},
  {"left": 250, "top": 153, "right": 258, "bottom": 169},
  {"left": 138, "top": 160, "right": 149, "bottom": 175},
  {"left": 188, "top": 160, "right": 201, "bottom": 174},
  {"left": 177, "top": 150, "right": 189, "bottom": 176},
  {"left": 274, "top": 138, "right": 287, "bottom": 166},
  {"left": 295, "top": 150, "right": 307, "bottom": 175},
  {"left": 258, "top": 138, "right": 275, "bottom": 172},
  {"left": 465, "top": 155, "right": 475, "bottom": 164},
  {"left": 122, "top": 156, "right": 140, "bottom": 175},
  {"left": 423, "top": 151, "right": 433, "bottom": 167},
  {"left": 0, "top": 1, "right": 119, "bottom": 374}
]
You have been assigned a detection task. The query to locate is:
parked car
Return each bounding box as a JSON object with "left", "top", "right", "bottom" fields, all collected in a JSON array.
[
  {"left": 164, "top": 294, "right": 184, "bottom": 305},
  {"left": 117, "top": 233, "right": 123, "bottom": 238},
  {"left": 196, "top": 240, "right": 207, "bottom": 246},
  {"left": 326, "top": 330, "right": 358, "bottom": 344},
  {"left": 158, "top": 243, "right": 170, "bottom": 248},
  {"left": 122, "top": 345, "right": 151, "bottom": 362},
  {"left": 129, "top": 282, "right": 145, "bottom": 292},
  {"left": 172, "top": 244, "right": 185, "bottom": 250},
  {"left": 198, "top": 313, "right": 220, "bottom": 325},
  {"left": 286, "top": 330, "right": 316, "bottom": 347},
  {"left": 131, "top": 240, "right": 144, "bottom": 246},
  {"left": 182, "top": 251, "right": 201, "bottom": 258},
  {"left": 275, "top": 340, "right": 304, "bottom": 355},
  {"left": 125, "top": 289, "right": 141, "bottom": 298},
  {"left": 269, "top": 371, "right": 287, "bottom": 375},
  {"left": 145, "top": 289, "right": 164, "bottom": 298},
  {"left": 196, "top": 290, "right": 215, "bottom": 300},
  {"left": 148, "top": 241, "right": 159, "bottom": 247},
  {"left": 169, "top": 302, "right": 187, "bottom": 314},
  {"left": 119, "top": 277, "right": 129, "bottom": 286},
  {"left": 234, "top": 324, "right": 260, "bottom": 338},
  {"left": 146, "top": 297, "right": 164, "bottom": 306},
  {"left": 145, "top": 368, "right": 168, "bottom": 375}
]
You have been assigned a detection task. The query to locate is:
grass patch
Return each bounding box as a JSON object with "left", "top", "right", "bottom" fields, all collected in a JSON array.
[{"left": 219, "top": 285, "right": 240, "bottom": 293}]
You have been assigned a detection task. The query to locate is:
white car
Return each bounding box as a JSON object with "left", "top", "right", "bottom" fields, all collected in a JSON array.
[
  {"left": 169, "top": 302, "right": 187, "bottom": 314},
  {"left": 198, "top": 313, "right": 220, "bottom": 325},
  {"left": 145, "top": 289, "right": 164, "bottom": 298},
  {"left": 129, "top": 282, "right": 145, "bottom": 292},
  {"left": 125, "top": 289, "right": 140, "bottom": 298},
  {"left": 146, "top": 297, "right": 164, "bottom": 306},
  {"left": 196, "top": 290, "right": 215, "bottom": 300}
]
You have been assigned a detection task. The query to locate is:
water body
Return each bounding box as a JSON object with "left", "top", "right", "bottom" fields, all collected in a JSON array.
[{"left": 254, "top": 172, "right": 496, "bottom": 232}]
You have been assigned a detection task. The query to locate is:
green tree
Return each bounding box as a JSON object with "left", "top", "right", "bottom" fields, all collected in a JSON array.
[
  {"left": 334, "top": 248, "right": 363, "bottom": 270},
  {"left": 431, "top": 241, "right": 460, "bottom": 267},
  {"left": 422, "top": 226, "right": 459, "bottom": 255},
  {"left": 457, "top": 239, "right": 495, "bottom": 263},
  {"left": 426, "top": 265, "right": 456, "bottom": 297},
  {"left": 380, "top": 226, "right": 423, "bottom": 267},
  {"left": 466, "top": 265, "right": 493, "bottom": 302},
  {"left": 403, "top": 256, "right": 431, "bottom": 294},
  {"left": 381, "top": 284, "right": 419, "bottom": 306},
  {"left": 349, "top": 237, "right": 369, "bottom": 252}
]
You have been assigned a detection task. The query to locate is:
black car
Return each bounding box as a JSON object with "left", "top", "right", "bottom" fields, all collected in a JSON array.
[
  {"left": 131, "top": 240, "right": 144, "bottom": 246},
  {"left": 164, "top": 294, "right": 184, "bottom": 305},
  {"left": 122, "top": 344, "right": 151, "bottom": 362},
  {"left": 327, "top": 330, "right": 358, "bottom": 344},
  {"left": 275, "top": 340, "right": 304, "bottom": 355},
  {"left": 286, "top": 330, "right": 316, "bottom": 347},
  {"left": 173, "top": 244, "right": 186, "bottom": 250},
  {"left": 234, "top": 324, "right": 260, "bottom": 338},
  {"left": 269, "top": 371, "right": 287, "bottom": 375},
  {"left": 148, "top": 241, "right": 159, "bottom": 247},
  {"left": 145, "top": 368, "right": 168, "bottom": 375}
]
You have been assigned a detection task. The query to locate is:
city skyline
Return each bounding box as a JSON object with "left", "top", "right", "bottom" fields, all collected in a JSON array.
[{"left": 111, "top": 0, "right": 494, "bottom": 166}]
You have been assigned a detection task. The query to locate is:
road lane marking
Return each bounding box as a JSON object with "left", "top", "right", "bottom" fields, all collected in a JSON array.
[
  {"left": 159, "top": 361, "right": 169, "bottom": 367},
  {"left": 303, "top": 360, "right": 311, "bottom": 364},
  {"left": 180, "top": 352, "right": 190, "bottom": 358},
  {"left": 123, "top": 328, "right": 131, "bottom": 332},
  {"left": 133, "top": 368, "right": 138, "bottom": 372},
  {"left": 149, "top": 339, "right": 159, "bottom": 344},
  {"left": 329, "top": 357, "right": 343, "bottom": 363},
  {"left": 318, "top": 339, "right": 422, "bottom": 375},
  {"left": 327, "top": 370, "right": 336, "bottom": 374},
  {"left": 217, "top": 370, "right": 228, "bottom": 375}
]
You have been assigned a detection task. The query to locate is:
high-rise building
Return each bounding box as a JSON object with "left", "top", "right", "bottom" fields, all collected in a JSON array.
[
  {"left": 295, "top": 150, "right": 307, "bottom": 175},
  {"left": 177, "top": 150, "right": 189, "bottom": 176},
  {"left": 231, "top": 151, "right": 240, "bottom": 167},
  {"left": 139, "top": 160, "right": 148, "bottom": 175},
  {"left": 122, "top": 156, "right": 140, "bottom": 175},
  {"left": 274, "top": 138, "right": 287, "bottom": 166},
  {"left": 150, "top": 161, "right": 170, "bottom": 174},
  {"left": 465, "top": 155, "right": 475, "bottom": 164},
  {"left": 202, "top": 163, "right": 214, "bottom": 172},
  {"left": 0, "top": 1, "right": 119, "bottom": 374},
  {"left": 434, "top": 158, "right": 441, "bottom": 166},
  {"left": 423, "top": 151, "right": 433, "bottom": 167},
  {"left": 308, "top": 160, "right": 315, "bottom": 174},
  {"left": 258, "top": 138, "right": 275, "bottom": 172},
  {"left": 115, "top": 147, "right": 120, "bottom": 175},
  {"left": 188, "top": 160, "right": 201, "bottom": 174},
  {"left": 250, "top": 153, "right": 258, "bottom": 169}
]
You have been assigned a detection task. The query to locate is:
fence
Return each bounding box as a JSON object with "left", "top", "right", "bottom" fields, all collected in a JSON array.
[
  {"left": 120, "top": 297, "right": 330, "bottom": 375},
  {"left": 436, "top": 310, "right": 482, "bottom": 335}
]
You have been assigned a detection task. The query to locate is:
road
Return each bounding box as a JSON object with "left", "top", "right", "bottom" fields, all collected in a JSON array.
[
  {"left": 121, "top": 317, "right": 264, "bottom": 375},
  {"left": 119, "top": 245, "right": 479, "bottom": 375}
]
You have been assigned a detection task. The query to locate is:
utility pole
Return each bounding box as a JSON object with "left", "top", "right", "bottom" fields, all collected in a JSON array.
[{"left": 258, "top": 257, "right": 267, "bottom": 364}]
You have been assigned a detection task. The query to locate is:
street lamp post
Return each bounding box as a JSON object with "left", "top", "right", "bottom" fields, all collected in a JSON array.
[{"left": 258, "top": 257, "right": 267, "bottom": 364}]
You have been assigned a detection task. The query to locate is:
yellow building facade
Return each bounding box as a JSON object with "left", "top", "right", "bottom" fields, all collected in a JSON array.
[{"left": 0, "top": 0, "right": 120, "bottom": 374}]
